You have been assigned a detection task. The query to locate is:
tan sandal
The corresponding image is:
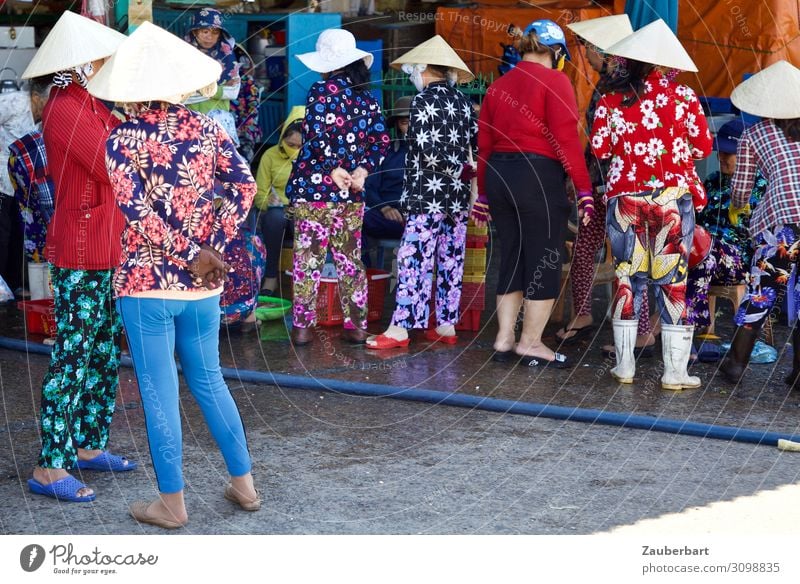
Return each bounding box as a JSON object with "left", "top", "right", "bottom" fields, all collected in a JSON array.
[
  {"left": 129, "top": 500, "right": 186, "bottom": 529},
  {"left": 224, "top": 483, "right": 262, "bottom": 512}
]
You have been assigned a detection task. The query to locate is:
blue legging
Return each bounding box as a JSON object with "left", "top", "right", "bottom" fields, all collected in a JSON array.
[{"left": 118, "top": 295, "right": 252, "bottom": 493}]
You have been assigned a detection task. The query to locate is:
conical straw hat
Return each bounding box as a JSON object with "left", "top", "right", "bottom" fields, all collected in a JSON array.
[
  {"left": 22, "top": 11, "right": 127, "bottom": 79},
  {"left": 731, "top": 61, "right": 800, "bottom": 119},
  {"left": 391, "top": 35, "right": 474, "bottom": 83},
  {"left": 87, "top": 21, "right": 222, "bottom": 104},
  {"left": 605, "top": 18, "right": 697, "bottom": 72},
  {"left": 567, "top": 14, "right": 633, "bottom": 52}
]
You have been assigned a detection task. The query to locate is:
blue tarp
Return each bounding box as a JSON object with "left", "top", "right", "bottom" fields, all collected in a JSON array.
[{"left": 625, "top": 0, "right": 678, "bottom": 32}]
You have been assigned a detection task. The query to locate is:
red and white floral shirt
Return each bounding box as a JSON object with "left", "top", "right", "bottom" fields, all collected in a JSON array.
[
  {"left": 106, "top": 105, "right": 256, "bottom": 297},
  {"left": 590, "top": 70, "right": 713, "bottom": 208}
]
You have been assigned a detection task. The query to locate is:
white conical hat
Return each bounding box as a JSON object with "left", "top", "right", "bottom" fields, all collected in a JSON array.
[
  {"left": 391, "top": 35, "right": 474, "bottom": 83},
  {"left": 605, "top": 18, "right": 697, "bottom": 72},
  {"left": 731, "top": 60, "right": 800, "bottom": 119},
  {"left": 567, "top": 14, "right": 633, "bottom": 52},
  {"left": 22, "top": 11, "right": 127, "bottom": 79},
  {"left": 87, "top": 21, "right": 222, "bottom": 104}
]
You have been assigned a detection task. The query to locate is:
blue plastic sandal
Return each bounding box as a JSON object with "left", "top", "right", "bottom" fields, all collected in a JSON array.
[
  {"left": 76, "top": 451, "right": 137, "bottom": 472},
  {"left": 28, "top": 475, "right": 96, "bottom": 502}
]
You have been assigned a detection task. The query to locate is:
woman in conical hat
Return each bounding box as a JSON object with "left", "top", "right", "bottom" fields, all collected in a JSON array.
[
  {"left": 365, "top": 35, "right": 478, "bottom": 349},
  {"left": 23, "top": 11, "right": 133, "bottom": 505},
  {"left": 87, "top": 21, "right": 260, "bottom": 528},
  {"left": 719, "top": 60, "right": 800, "bottom": 387},
  {"left": 590, "top": 18, "right": 713, "bottom": 390}
]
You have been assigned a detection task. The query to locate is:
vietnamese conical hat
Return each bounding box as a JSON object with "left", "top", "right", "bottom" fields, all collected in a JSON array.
[
  {"left": 605, "top": 18, "right": 697, "bottom": 72},
  {"left": 567, "top": 14, "right": 633, "bottom": 52},
  {"left": 731, "top": 61, "right": 800, "bottom": 119},
  {"left": 87, "top": 21, "right": 221, "bottom": 104},
  {"left": 391, "top": 35, "right": 474, "bottom": 83},
  {"left": 22, "top": 11, "right": 127, "bottom": 79}
]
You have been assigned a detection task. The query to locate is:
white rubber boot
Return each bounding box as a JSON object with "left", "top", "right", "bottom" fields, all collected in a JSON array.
[
  {"left": 611, "top": 319, "right": 638, "bottom": 383},
  {"left": 661, "top": 323, "right": 702, "bottom": 390}
]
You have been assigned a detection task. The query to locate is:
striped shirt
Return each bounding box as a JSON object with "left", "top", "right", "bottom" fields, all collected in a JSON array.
[{"left": 732, "top": 120, "right": 800, "bottom": 236}]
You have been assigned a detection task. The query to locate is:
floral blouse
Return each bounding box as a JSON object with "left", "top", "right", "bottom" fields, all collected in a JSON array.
[
  {"left": 590, "top": 70, "right": 713, "bottom": 207},
  {"left": 401, "top": 81, "right": 477, "bottom": 216},
  {"left": 286, "top": 73, "right": 390, "bottom": 205},
  {"left": 105, "top": 105, "right": 256, "bottom": 297}
]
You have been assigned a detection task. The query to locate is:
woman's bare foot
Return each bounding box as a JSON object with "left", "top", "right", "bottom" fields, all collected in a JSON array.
[
  {"left": 130, "top": 498, "right": 188, "bottom": 529},
  {"left": 493, "top": 332, "right": 516, "bottom": 352},
  {"left": 367, "top": 324, "right": 408, "bottom": 346},
  {"left": 515, "top": 340, "right": 556, "bottom": 361},
  {"left": 555, "top": 314, "right": 594, "bottom": 341},
  {"left": 33, "top": 467, "right": 94, "bottom": 498},
  {"left": 226, "top": 473, "right": 261, "bottom": 511}
]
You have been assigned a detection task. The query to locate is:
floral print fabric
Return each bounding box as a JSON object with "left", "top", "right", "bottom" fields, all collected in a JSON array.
[
  {"left": 734, "top": 224, "right": 800, "bottom": 329},
  {"left": 286, "top": 74, "right": 390, "bottom": 205},
  {"left": 185, "top": 8, "right": 239, "bottom": 85},
  {"left": 292, "top": 202, "right": 367, "bottom": 328},
  {"left": 401, "top": 82, "right": 477, "bottom": 216},
  {"left": 390, "top": 211, "right": 468, "bottom": 329},
  {"left": 221, "top": 229, "right": 266, "bottom": 324},
  {"left": 685, "top": 239, "right": 748, "bottom": 327},
  {"left": 606, "top": 187, "right": 694, "bottom": 325},
  {"left": 38, "top": 267, "right": 121, "bottom": 468},
  {"left": 590, "top": 70, "right": 713, "bottom": 207},
  {"left": 105, "top": 105, "right": 256, "bottom": 297}
]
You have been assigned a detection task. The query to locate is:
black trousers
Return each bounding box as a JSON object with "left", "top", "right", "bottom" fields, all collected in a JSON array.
[
  {"left": 0, "top": 194, "right": 23, "bottom": 292},
  {"left": 485, "top": 153, "right": 569, "bottom": 301}
]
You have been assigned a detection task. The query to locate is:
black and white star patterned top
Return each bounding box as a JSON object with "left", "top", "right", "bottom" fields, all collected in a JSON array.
[{"left": 400, "top": 81, "right": 478, "bottom": 216}]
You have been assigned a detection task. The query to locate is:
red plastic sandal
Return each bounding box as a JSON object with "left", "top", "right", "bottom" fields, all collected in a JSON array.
[
  {"left": 423, "top": 329, "right": 458, "bottom": 345},
  {"left": 366, "top": 334, "right": 410, "bottom": 350}
]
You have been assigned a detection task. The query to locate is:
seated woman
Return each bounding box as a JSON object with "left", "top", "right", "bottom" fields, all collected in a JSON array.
[
  {"left": 362, "top": 95, "right": 411, "bottom": 243},
  {"left": 254, "top": 107, "right": 304, "bottom": 296},
  {"left": 685, "top": 119, "right": 766, "bottom": 337}
]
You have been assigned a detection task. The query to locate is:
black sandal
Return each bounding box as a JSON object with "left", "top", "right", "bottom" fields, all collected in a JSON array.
[
  {"left": 555, "top": 324, "right": 594, "bottom": 344},
  {"left": 515, "top": 352, "right": 572, "bottom": 369}
]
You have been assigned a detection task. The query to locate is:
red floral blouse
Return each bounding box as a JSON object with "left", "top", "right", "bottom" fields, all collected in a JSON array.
[
  {"left": 590, "top": 70, "right": 713, "bottom": 208},
  {"left": 106, "top": 105, "right": 256, "bottom": 297}
]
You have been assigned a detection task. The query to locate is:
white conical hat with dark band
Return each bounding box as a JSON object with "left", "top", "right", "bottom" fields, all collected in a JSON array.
[
  {"left": 22, "top": 11, "right": 127, "bottom": 79},
  {"left": 391, "top": 35, "right": 474, "bottom": 83}
]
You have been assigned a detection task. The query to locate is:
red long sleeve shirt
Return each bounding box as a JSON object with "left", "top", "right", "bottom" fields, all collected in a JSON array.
[
  {"left": 43, "top": 83, "right": 123, "bottom": 270},
  {"left": 477, "top": 61, "right": 591, "bottom": 195}
]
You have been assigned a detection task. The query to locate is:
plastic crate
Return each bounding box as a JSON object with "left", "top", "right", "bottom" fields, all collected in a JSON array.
[
  {"left": 464, "top": 248, "right": 487, "bottom": 273},
  {"left": 316, "top": 268, "right": 390, "bottom": 326},
  {"left": 467, "top": 234, "right": 489, "bottom": 248},
  {"left": 18, "top": 299, "right": 55, "bottom": 337},
  {"left": 460, "top": 281, "right": 486, "bottom": 311},
  {"left": 467, "top": 222, "right": 488, "bottom": 237},
  {"left": 455, "top": 308, "right": 482, "bottom": 331},
  {"left": 462, "top": 273, "right": 486, "bottom": 284}
]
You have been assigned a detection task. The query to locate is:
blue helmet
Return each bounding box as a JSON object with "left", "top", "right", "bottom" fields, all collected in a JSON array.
[{"left": 523, "top": 19, "right": 571, "bottom": 61}]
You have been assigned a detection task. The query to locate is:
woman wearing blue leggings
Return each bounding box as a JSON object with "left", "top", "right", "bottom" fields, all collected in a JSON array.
[{"left": 88, "top": 22, "right": 260, "bottom": 528}]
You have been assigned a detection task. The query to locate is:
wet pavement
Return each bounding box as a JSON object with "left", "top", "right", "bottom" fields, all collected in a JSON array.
[{"left": 1, "top": 243, "right": 799, "bottom": 534}]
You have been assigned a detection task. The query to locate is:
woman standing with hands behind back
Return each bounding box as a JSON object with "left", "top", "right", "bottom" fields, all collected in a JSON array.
[{"left": 286, "top": 28, "right": 390, "bottom": 346}]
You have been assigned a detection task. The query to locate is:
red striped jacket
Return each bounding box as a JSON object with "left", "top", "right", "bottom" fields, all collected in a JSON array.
[{"left": 43, "top": 83, "right": 124, "bottom": 270}]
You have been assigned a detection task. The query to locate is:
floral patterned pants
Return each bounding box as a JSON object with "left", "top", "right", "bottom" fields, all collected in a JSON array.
[
  {"left": 292, "top": 202, "right": 367, "bottom": 328},
  {"left": 734, "top": 224, "right": 800, "bottom": 330},
  {"left": 390, "top": 211, "right": 468, "bottom": 329},
  {"left": 38, "top": 268, "right": 121, "bottom": 469},
  {"left": 606, "top": 188, "right": 694, "bottom": 326},
  {"left": 685, "top": 239, "right": 748, "bottom": 327},
  {"left": 570, "top": 190, "right": 607, "bottom": 317}
]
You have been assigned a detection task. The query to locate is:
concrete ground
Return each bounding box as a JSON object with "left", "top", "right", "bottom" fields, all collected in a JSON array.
[{"left": 1, "top": 242, "right": 799, "bottom": 535}]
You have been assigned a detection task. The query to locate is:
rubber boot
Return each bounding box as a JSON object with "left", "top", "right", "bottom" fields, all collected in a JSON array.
[
  {"left": 785, "top": 326, "right": 800, "bottom": 388},
  {"left": 610, "top": 319, "right": 638, "bottom": 383},
  {"left": 719, "top": 325, "right": 759, "bottom": 384},
  {"left": 661, "top": 324, "right": 702, "bottom": 390}
]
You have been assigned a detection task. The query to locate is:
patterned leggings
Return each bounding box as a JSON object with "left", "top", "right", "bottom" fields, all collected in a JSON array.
[
  {"left": 606, "top": 189, "right": 694, "bottom": 326},
  {"left": 734, "top": 224, "right": 800, "bottom": 329},
  {"left": 38, "top": 268, "right": 121, "bottom": 469},
  {"left": 685, "top": 239, "right": 748, "bottom": 327},
  {"left": 390, "top": 211, "right": 468, "bottom": 329},
  {"left": 292, "top": 202, "right": 367, "bottom": 329}
]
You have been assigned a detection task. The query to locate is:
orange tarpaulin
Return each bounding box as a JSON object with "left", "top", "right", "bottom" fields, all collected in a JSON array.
[{"left": 678, "top": 1, "right": 800, "bottom": 98}]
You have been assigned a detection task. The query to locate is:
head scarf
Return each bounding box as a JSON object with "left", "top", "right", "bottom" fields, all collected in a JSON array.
[
  {"left": 52, "top": 62, "right": 94, "bottom": 89},
  {"left": 184, "top": 8, "right": 238, "bottom": 85}
]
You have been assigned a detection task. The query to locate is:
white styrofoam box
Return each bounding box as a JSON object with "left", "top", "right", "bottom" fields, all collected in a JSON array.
[{"left": 0, "top": 26, "right": 35, "bottom": 49}]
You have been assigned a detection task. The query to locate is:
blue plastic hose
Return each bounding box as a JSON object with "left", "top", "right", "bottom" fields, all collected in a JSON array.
[{"left": 2, "top": 335, "right": 798, "bottom": 447}]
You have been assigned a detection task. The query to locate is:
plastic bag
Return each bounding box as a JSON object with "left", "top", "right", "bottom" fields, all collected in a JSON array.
[
  {"left": 0, "top": 275, "right": 14, "bottom": 302},
  {"left": 720, "top": 340, "right": 778, "bottom": 364}
]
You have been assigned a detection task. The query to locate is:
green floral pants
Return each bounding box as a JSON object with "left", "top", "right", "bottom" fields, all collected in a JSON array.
[{"left": 38, "top": 267, "right": 122, "bottom": 469}]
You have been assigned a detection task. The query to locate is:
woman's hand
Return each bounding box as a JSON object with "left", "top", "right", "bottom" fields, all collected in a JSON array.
[
  {"left": 350, "top": 166, "right": 368, "bottom": 193},
  {"left": 381, "top": 206, "right": 404, "bottom": 224},
  {"left": 331, "top": 167, "right": 352, "bottom": 191},
  {"left": 190, "top": 246, "right": 232, "bottom": 289},
  {"left": 470, "top": 200, "right": 491, "bottom": 228},
  {"left": 577, "top": 190, "right": 595, "bottom": 226}
]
